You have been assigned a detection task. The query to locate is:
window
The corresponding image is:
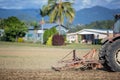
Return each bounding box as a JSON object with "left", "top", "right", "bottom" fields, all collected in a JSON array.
[
  {"left": 38, "top": 33, "right": 41, "bottom": 37},
  {"left": 114, "top": 19, "right": 120, "bottom": 33}
]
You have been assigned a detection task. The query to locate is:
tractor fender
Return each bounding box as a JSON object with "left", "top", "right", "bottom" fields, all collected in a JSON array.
[
  {"left": 102, "top": 36, "right": 120, "bottom": 44},
  {"left": 108, "top": 35, "right": 120, "bottom": 43},
  {"left": 109, "top": 36, "right": 120, "bottom": 42},
  {"left": 101, "top": 38, "right": 109, "bottom": 45}
]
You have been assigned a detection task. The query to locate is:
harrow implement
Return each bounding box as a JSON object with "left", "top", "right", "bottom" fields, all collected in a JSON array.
[{"left": 52, "top": 49, "right": 102, "bottom": 71}]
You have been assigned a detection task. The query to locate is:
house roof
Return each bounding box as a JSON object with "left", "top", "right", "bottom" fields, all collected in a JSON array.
[
  {"left": 42, "top": 23, "right": 57, "bottom": 29},
  {"left": 28, "top": 26, "right": 41, "bottom": 30},
  {"left": 28, "top": 24, "right": 68, "bottom": 30},
  {"left": 67, "top": 32, "right": 77, "bottom": 35},
  {"left": 43, "top": 23, "right": 68, "bottom": 29},
  {"left": 77, "top": 29, "right": 113, "bottom": 34},
  {"left": 67, "top": 29, "right": 113, "bottom": 35}
]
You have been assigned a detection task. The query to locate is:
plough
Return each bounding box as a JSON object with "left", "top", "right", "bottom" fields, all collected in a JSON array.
[{"left": 52, "top": 49, "right": 102, "bottom": 71}]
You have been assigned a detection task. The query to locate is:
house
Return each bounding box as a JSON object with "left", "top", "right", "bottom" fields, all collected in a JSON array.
[
  {"left": 43, "top": 23, "right": 68, "bottom": 35},
  {"left": 67, "top": 29, "right": 113, "bottom": 44},
  {"left": 24, "top": 26, "right": 44, "bottom": 42},
  {"left": 25, "top": 24, "right": 68, "bottom": 42}
]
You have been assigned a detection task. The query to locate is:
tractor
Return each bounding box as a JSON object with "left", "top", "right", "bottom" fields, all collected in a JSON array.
[
  {"left": 52, "top": 14, "right": 120, "bottom": 72},
  {"left": 99, "top": 14, "right": 120, "bottom": 72}
]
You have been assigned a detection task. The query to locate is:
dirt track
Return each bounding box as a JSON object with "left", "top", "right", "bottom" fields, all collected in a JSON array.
[{"left": 0, "top": 46, "right": 120, "bottom": 80}]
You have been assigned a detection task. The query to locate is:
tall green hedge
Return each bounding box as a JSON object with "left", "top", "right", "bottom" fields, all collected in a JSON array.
[
  {"left": 46, "top": 36, "right": 53, "bottom": 46},
  {"left": 43, "top": 27, "right": 58, "bottom": 44}
]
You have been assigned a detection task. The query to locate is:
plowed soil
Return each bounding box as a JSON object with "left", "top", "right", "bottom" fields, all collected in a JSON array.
[{"left": 0, "top": 46, "right": 120, "bottom": 80}]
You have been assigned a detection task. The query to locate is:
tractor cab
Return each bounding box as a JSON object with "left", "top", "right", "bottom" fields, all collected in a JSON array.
[{"left": 113, "top": 14, "right": 120, "bottom": 36}]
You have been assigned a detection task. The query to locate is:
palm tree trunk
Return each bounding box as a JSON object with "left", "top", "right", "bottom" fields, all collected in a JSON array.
[
  {"left": 41, "top": 17, "right": 44, "bottom": 44},
  {"left": 58, "top": 18, "right": 61, "bottom": 35},
  {"left": 58, "top": 0, "right": 62, "bottom": 35},
  {"left": 41, "top": 24, "right": 43, "bottom": 44}
]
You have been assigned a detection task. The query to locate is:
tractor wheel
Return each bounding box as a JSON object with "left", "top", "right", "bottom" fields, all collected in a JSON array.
[
  {"left": 99, "top": 41, "right": 109, "bottom": 63},
  {"left": 99, "top": 42, "right": 111, "bottom": 70},
  {"left": 105, "top": 39, "right": 120, "bottom": 71}
]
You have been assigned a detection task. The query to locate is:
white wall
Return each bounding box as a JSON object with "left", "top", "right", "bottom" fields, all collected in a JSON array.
[{"left": 67, "top": 33, "right": 77, "bottom": 43}]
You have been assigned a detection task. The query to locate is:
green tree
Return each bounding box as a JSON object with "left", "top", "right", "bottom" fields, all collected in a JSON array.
[
  {"left": 43, "top": 27, "right": 58, "bottom": 44},
  {"left": 68, "top": 24, "right": 85, "bottom": 33},
  {"left": 0, "top": 18, "right": 5, "bottom": 29},
  {"left": 46, "top": 0, "right": 75, "bottom": 34},
  {"left": 50, "top": 27, "right": 58, "bottom": 35},
  {"left": 85, "top": 20, "right": 114, "bottom": 29},
  {"left": 3, "top": 16, "right": 27, "bottom": 42}
]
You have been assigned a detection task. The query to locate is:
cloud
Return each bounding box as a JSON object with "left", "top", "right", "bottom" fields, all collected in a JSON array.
[
  {"left": 0, "top": 0, "right": 119, "bottom": 10},
  {"left": 107, "top": 0, "right": 120, "bottom": 9},
  {"left": 0, "top": 0, "right": 47, "bottom": 9},
  {"left": 73, "top": 0, "right": 120, "bottom": 11},
  {"left": 47, "top": 0, "right": 120, "bottom": 10}
]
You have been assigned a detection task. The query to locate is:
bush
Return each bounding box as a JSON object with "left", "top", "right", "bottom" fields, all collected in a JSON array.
[
  {"left": 1, "top": 34, "right": 16, "bottom": 42},
  {"left": 46, "top": 36, "right": 53, "bottom": 46},
  {"left": 52, "top": 34, "right": 64, "bottom": 46},
  {"left": 0, "top": 37, "right": 1, "bottom": 41},
  {"left": 17, "top": 37, "right": 24, "bottom": 42}
]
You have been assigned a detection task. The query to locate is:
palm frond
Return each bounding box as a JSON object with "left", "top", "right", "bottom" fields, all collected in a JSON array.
[
  {"left": 48, "top": 0, "right": 57, "bottom": 4},
  {"left": 40, "top": 5, "right": 49, "bottom": 17},
  {"left": 45, "top": 0, "right": 75, "bottom": 24}
]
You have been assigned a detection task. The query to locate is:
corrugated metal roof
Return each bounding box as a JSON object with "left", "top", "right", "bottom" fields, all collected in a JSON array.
[
  {"left": 28, "top": 24, "right": 68, "bottom": 30},
  {"left": 77, "top": 29, "right": 113, "bottom": 34},
  {"left": 67, "top": 29, "right": 113, "bottom": 35}
]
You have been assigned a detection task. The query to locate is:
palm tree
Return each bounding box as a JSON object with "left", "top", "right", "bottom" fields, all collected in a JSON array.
[{"left": 47, "top": 0, "right": 75, "bottom": 35}]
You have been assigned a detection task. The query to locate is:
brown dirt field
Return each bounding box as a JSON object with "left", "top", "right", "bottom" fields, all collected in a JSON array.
[
  {"left": 0, "top": 69, "right": 120, "bottom": 80},
  {"left": 0, "top": 46, "right": 120, "bottom": 80}
]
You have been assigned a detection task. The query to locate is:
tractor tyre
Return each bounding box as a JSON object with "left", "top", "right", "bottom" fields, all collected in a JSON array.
[
  {"left": 105, "top": 39, "right": 120, "bottom": 71},
  {"left": 99, "top": 42, "right": 111, "bottom": 70},
  {"left": 99, "top": 41, "right": 109, "bottom": 63}
]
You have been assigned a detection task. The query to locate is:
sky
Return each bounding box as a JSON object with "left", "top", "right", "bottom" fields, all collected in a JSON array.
[{"left": 0, "top": 0, "right": 120, "bottom": 11}]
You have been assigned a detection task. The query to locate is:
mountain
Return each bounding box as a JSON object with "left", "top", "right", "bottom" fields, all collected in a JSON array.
[
  {"left": 0, "top": 6, "right": 120, "bottom": 24},
  {"left": 0, "top": 8, "right": 41, "bottom": 22},
  {"left": 74, "top": 6, "right": 120, "bottom": 24}
]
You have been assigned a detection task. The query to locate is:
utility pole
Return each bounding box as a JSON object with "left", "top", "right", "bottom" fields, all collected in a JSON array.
[{"left": 40, "top": 18, "right": 45, "bottom": 44}]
